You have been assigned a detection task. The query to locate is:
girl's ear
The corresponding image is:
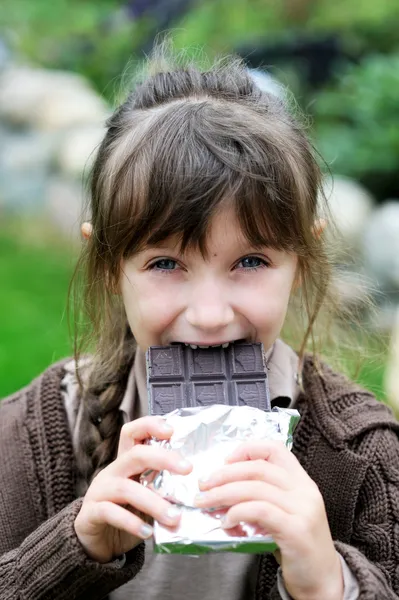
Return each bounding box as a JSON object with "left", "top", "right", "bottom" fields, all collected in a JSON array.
[
  {"left": 80, "top": 221, "right": 121, "bottom": 295},
  {"left": 312, "top": 218, "right": 327, "bottom": 239},
  {"left": 81, "top": 222, "right": 93, "bottom": 239}
]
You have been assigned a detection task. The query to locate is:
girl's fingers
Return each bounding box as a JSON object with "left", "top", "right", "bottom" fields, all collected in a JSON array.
[
  {"left": 195, "top": 480, "right": 292, "bottom": 513},
  {"left": 92, "top": 477, "right": 183, "bottom": 527},
  {"left": 118, "top": 416, "right": 173, "bottom": 455},
  {"left": 199, "top": 459, "right": 290, "bottom": 492},
  {"left": 92, "top": 501, "right": 154, "bottom": 539},
  {"left": 108, "top": 444, "right": 192, "bottom": 479},
  {"left": 226, "top": 441, "right": 302, "bottom": 474},
  {"left": 222, "top": 500, "right": 288, "bottom": 534}
]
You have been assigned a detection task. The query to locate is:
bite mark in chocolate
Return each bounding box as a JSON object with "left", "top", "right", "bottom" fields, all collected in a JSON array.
[{"left": 146, "top": 342, "right": 271, "bottom": 415}]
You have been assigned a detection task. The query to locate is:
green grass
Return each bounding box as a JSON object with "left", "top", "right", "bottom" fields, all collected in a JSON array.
[{"left": 0, "top": 221, "right": 76, "bottom": 397}]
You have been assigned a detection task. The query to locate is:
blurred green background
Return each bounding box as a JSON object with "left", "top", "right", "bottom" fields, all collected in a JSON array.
[
  {"left": 1, "top": 0, "right": 398, "bottom": 401},
  {"left": 0, "top": 220, "right": 77, "bottom": 396}
]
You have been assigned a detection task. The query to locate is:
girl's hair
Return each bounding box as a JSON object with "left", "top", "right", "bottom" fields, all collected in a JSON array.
[{"left": 70, "top": 45, "right": 332, "bottom": 487}]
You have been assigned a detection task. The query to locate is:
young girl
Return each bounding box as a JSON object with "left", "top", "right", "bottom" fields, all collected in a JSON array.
[{"left": 1, "top": 50, "right": 398, "bottom": 600}]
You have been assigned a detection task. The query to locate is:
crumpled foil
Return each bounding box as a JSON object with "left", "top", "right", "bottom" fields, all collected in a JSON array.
[{"left": 140, "top": 404, "right": 300, "bottom": 554}]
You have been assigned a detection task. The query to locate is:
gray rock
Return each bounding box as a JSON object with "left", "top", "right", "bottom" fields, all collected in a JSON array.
[
  {"left": 45, "top": 177, "right": 85, "bottom": 239},
  {"left": 0, "top": 67, "right": 109, "bottom": 130},
  {"left": 0, "top": 127, "right": 58, "bottom": 211},
  {"left": 0, "top": 37, "right": 11, "bottom": 72},
  {"left": 0, "top": 129, "right": 57, "bottom": 173},
  {"left": 369, "top": 301, "right": 399, "bottom": 332},
  {"left": 56, "top": 125, "right": 105, "bottom": 178},
  {"left": 362, "top": 201, "right": 399, "bottom": 291},
  {"left": 321, "top": 176, "right": 375, "bottom": 256},
  {"left": 0, "top": 169, "right": 48, "bottom": 212},
  {"left": 248, "top": 68, "right": 285, "bottom": 98},
  {"left": 332, "top": 268, "right": 371, "bottom": 313}
]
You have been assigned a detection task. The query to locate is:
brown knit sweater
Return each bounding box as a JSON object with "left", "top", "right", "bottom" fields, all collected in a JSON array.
[{"left": 0, "top": 356, "right": 398, "bottom": 600}]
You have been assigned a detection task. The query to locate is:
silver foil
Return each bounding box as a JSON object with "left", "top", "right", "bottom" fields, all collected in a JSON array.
[{"left": 141, "top": 404, "right": 300, "bottom": 554}]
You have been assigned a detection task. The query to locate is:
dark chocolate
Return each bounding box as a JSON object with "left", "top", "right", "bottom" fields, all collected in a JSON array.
[{"left": 146, "top": 343, "right": 271, "bottom": 415}]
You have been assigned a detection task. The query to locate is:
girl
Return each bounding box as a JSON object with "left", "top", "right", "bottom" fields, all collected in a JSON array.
[{"left": 1, "top": 49, "right": 398, "bottom": 600}]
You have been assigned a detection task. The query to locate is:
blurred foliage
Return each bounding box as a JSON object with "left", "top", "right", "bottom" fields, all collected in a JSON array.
[
  {"left": 1, "top": 0, "right": 399, "bottom": 99},
  {"left": 1, "top": 1, "right": 398, "bottom": 193},
  {"left": 313, "top": 54, "right": 399, "bottom": 197},
  {"left": 0, "top": 0, "right": 153, "bottom": 98},
  {"left": 175, "top": 0, "right": 399, "bottom": 48},
  {"left": 314, "top": 54, "right": 399, "bottom": 175},
  {"left": 304, "top": 0, "right": 399, "bottom": 31}
]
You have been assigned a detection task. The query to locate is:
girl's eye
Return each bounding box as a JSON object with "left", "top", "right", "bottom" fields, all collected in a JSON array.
[
  {"left": 148, "top": 256, "right": 268, "bottom": 273},
  {"left": 237, "top": 256, "right": 269, "bottom": 270},
  {"left": 149, "top": 258, "right": 178, "bottom": 271}
]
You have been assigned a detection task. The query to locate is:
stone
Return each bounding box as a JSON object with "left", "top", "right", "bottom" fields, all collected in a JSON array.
[
  {"left": 45, "top": 177, "right": 85, "bottom": 239},
  {"left": 0, "top": 127, "right": 57, "bottom": 211},
  {"left": 248, "top": 68, "right": 285, "bottom": 98},
  {"left": 0, "top": 37, "right": 11, "bottom": 72},
  {"left": 56, "top": 125, "right": 105, "bottom": 178},
  {"left": 369, "top": 301, "right": 399, "bottom": 332},
  {"left": 321, "top": 176, "right": 375, "bottom": 256},
  {"left": 0, "top": 67, "right": 109, "bottom": 130},
  {"left": 0, "top": 128, "right": 56, "bottom": 173},
  {"left": 0, "top": 169, "right": 48, "bottom": 212},
  {"left": 362, "top": 201, "right": 399, "bottom": 292},
  {"left": 331, "top": 268, "right": 371, "bottom": 313}
]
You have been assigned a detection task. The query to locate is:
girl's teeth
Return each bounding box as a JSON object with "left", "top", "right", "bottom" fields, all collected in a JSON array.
[{"left": 191, "top": 342, "right": 231, "bottom": 349}]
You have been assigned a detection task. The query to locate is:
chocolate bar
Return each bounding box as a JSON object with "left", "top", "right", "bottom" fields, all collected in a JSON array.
[{"left": 146, "top": 343, "right": 271, "bottom": 415}]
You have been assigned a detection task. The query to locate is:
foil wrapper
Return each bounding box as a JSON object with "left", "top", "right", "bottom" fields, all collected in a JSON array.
[{"left": 141, "top": 404, "right": 300, "bottom": 555}]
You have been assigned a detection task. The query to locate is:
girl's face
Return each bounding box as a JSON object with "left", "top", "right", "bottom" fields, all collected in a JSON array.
[{"left": 120, "top": 206, "right": 298, "bottom": 352}]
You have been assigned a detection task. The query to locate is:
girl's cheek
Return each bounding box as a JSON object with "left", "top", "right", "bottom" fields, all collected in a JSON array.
[{"left": 137, "top": 288, "right": 182, "bottom": 326}]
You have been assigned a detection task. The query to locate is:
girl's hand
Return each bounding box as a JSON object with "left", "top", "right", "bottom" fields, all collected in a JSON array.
[
  {"left": 195, "top": 441, "right": 344, "bottom": 600},
  {"left": 74, "top": 416, "right": 192, "bottom": 563}
]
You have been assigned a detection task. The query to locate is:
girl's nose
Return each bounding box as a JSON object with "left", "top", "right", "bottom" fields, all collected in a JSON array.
[{"left": 185, "top": 292, "right": 235, "bottom": 332}]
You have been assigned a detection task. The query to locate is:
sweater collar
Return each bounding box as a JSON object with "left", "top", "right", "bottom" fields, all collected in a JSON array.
[{"left": 119, "top": 339, "right": 300, "bottom": 423}]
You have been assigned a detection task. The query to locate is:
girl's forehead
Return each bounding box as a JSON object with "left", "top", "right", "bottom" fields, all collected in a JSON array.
[
  {"left": 147, "top": 207, "right": 258, "bottom": 255},
  {"left": 202, "top": 207, "right": 248, "bottom": 244}
]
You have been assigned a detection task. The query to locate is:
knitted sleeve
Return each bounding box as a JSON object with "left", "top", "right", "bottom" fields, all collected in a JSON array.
[
  {"left": 0, "top": 364, "right": 145, "bottom": 599},
  {"left": 0, "top": 498, "right": 145, "bottom": 600},
  {"left": 335, "top": 426, "right": 399, "bottom": 599}
]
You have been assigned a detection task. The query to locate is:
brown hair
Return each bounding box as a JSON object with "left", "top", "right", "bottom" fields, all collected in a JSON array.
[{"left": 70, "top": 48, "right": 331, "bottom": 487}]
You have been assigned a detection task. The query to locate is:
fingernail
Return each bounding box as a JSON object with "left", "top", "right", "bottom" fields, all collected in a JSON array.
[
  {"left": 221, "top": 516, "right": 231, "bottom": 529},
  {"left": 194, "top": 493, "right": 207, "bottom": 506},
  {"left": 139, "top": 524, "right": 153, "bottom": 539},
  {"left": 198, "top": 474, "right": 210, "bottom": 484},
  {"left": 178, "top": 459, "right": 191, "bottom": 470},
  {"left": 161, "top": 423, "right": 173, "bottom": 434},
  {"left": 166, "top": 505, "right": 182, "bottom": 520}
]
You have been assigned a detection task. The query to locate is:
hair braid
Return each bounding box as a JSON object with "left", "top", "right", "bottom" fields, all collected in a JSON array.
[{"left": 74, "top": 324, "right": 135, "bottom": 491}]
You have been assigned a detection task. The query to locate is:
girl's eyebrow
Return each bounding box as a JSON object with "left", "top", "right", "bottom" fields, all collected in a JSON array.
[
  {"left": 140, "top": 242, "right": 182, "bottom": 254},
  {"left": 139, "top": 243, "right": 275, "bottom": 259},
  {"left": 135, "top": 243, "right": 184, "bottom": 259}
]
